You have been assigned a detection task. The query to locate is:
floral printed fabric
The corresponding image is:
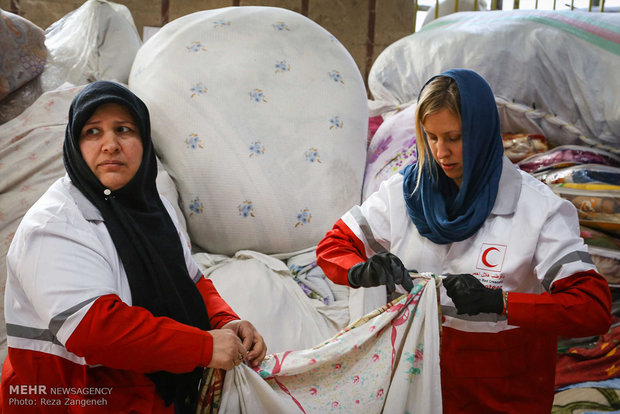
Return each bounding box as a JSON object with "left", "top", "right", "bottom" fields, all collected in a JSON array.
[
  {"left": 207, "top": 277, "right": 442, "bottom": 413},
  {"left": 363, "top": 104, "right": 418, "bottom": 200},
  {"left": 129, "top": 6, "right": 368, "bottom": 256},
  {"left": 0, "top": 9, "right": 46, "bottom": 100},
  {"left": 0, "top": 85, "right": 83, "bottom": 368}
]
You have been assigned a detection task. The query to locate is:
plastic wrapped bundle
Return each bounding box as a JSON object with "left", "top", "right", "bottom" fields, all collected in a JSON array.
[
  {"left": 581, "top": 226, "right": 620, "bottom": 285},
  {"left": 41, "top": 0, "right": 141, "bottom": 91},
  {"left": 368, "top": 10, "right": 620, "bottom": 150},
  {"left": 535, "top": 164, "right": 620, "bottom": 186},
  {"left": 502, "top": 133, "right": 547, "bottom": 163},
  {"left": 518, "top": 145, "right": 620, "bottom": 174},
  {"left": 363, "top": 104, "right": 417, "bottom": 200},
  {"left": 552, "top": 185, "right": 620, "bottom": 237}
]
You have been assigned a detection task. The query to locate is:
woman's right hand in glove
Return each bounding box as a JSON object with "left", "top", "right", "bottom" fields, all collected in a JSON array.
[{"left": 347, "top": 252, "right": 414, "bottom": 294}]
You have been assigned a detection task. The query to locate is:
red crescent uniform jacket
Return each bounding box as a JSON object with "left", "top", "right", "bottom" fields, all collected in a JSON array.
[
  {"left": 317, "top": 158, "right": 612, "bottom": 413},
  {"left": 1, "top": 177, "right": 239, "bottom": 413}
]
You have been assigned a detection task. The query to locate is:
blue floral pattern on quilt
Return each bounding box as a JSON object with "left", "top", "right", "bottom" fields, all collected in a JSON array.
[{"left": 129, "top": 6, "right": 367, "bottom": 255}]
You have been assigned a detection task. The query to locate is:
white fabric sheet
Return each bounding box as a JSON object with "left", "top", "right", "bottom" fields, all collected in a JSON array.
[
  {"left": 213, "top": 276, "right": 442, "bottom": 413},
  {"left": 194, "top": 249, "right": 387, "bottom": 355}
]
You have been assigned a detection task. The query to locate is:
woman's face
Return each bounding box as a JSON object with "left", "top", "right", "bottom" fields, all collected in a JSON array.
[
  {"left": 423, "top": 108, "right": 463, "bottom": 188},
  {"left": 79, "top": 103, "right": 143, "bottom": 191}
]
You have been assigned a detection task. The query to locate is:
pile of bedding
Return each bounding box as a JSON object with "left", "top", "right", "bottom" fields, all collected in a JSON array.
[
  {"left": 518, "top": 147, "right": 620, "bottom": 290},
  {"left": 3, "top": 1, "right": 620, "bottom": 410},
  {"left": 539, "top": 148, "right": 620, "bottom": 404},
  {"left": 128, "top": 6, "right": 388, "bottom": 355},
  {"left": 552, "top": 322, "right": 620, "bottom": 413},
  {"left": 368, "top": 9, "right": 620, "bottom": 152}
]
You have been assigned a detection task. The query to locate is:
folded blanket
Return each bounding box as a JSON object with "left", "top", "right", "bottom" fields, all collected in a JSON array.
[{"left": 556, "top": 324, "right": 620, "bottom": 389}]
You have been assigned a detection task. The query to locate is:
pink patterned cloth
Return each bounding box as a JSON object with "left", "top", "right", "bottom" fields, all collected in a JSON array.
[
  {"left": 0, "top": 10, "right": 46, "bottom": 100},
  {"left": 208, "top": 277, "right": 442, "bottom": 413}
]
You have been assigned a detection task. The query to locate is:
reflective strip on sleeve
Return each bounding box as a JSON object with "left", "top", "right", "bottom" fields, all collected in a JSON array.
[
  {"left": 8, "top": 296, "right": 100, "bottom": 346},
  {"left": 193, "top": 268, "right": 203, "bottom": 283},
  {"left": 542, "top": 251, "right": 594, "bottom": 292},
  {"left": 348, "top": 206, "right": 388, "bottom": 254},
  {"left": 6, "top": 324, "right": 62, "bottom": 345}
]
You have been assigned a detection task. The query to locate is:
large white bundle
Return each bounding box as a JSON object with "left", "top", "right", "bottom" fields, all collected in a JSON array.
[
  {"left": 421, "top": 0, "right": 488, "bottom": 26},
  {"left": 42, "top": 0, "right": 141, "bottom": 91},
  {"left": 129, "top": 6, "right": 368, "bottom": 256},
  {"left": 369, "top": 10, "right": 620, "bottom": 151}
]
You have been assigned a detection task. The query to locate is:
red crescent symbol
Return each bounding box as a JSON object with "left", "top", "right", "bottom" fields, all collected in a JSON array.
[{"left": 481, "top": 247, "right": 500, "bottom": 267}]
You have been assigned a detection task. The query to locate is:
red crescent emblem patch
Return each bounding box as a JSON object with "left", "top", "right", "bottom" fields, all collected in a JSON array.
[
  {"left": 476, "top": 243, "right": 507, "bottom": 272},
  {"left": 481, "top": 247, "right": 500, "bottom": 268}
]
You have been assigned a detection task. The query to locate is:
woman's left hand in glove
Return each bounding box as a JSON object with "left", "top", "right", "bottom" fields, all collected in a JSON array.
[{"left": 443, "top": 273, "right": 503, "bottom": 315}]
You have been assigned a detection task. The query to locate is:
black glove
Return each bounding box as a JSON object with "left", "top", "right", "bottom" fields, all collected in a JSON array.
[
  {"left": 348, "top": 252, "right": 414, "bottom": 294},
  {"left": 443, "top": 273, "right": 503, "bottom": 316}
]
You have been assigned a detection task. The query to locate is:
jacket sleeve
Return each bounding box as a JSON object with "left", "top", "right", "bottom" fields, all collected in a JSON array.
[
  {"left": 317, "top": 175, "right": 402, "bottom": 286},
  {"left": 316, "top": 218, "right": 367, "bottom": 286},
  {"left": 507, "top": 270, "right": 612, "bottom": 338},
  {"left": 196, "top": 277, "right": 240, "bottom": 328},
  {"left": 65, "top": 294, "right": 215, "bottom": 373}
]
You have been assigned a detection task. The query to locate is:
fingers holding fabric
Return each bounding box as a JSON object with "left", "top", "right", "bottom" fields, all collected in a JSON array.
[
  {"left": 246, "top": 330, "right": 267, "bottom": 367},
  {"left": 207, "top": 329, "right": 247, "bottom": 370},
  {"left": 443, "top": 273, "right": 504, "bottom": 315},
  {"left": 347, "top": 252, "right": 414, "bottom": 294},
  {"left": 390, "top": 255, "right": 414, "bottom": 293},
  {"left": 222, "top": 320, "right": 267, "bottom": 368}
]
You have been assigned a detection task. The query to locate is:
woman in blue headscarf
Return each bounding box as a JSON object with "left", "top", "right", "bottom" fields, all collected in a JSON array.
[{"left": 317, "top": 69, "right": 611, "bottom": 412}]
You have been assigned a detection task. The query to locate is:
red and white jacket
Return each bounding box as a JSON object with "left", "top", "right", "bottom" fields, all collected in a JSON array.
[
  {"left": 1, "top": 177, "right": 239, "bottom": 413},
  {"left": 317, "top": 158, "right": 612, "bottom": 413}
]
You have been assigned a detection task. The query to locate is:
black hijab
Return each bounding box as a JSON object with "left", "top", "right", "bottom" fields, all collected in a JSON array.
[{"left": 63, "top": 81, "right": 210, "bottom": 411}]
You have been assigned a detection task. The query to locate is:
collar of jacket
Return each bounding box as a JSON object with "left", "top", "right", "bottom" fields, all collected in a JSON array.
[
  {"left": 490, "top": 156, "right": 522, "bottom": 216},
  {"left": 66, "top": 175, "right": 104, "bottom": 222}
]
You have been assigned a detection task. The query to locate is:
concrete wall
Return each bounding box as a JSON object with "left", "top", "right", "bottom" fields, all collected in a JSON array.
[{"left": 1, "top": 0, "right": 415, "bottom": 87}]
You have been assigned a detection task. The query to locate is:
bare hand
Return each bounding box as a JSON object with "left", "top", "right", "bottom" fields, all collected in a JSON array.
[
  {"left": 222, "top": 320, "right": 267, "bottom": 367},
  {"left": 207, "top": 329, "right": 247, "bottom": 370}
]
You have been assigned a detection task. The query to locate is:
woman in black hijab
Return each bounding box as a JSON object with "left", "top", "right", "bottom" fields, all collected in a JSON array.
[{"left": 1, "top": 81, "right": 266, "bottom": 413}]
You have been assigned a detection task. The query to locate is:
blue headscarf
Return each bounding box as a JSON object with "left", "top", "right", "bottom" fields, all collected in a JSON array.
[{"left": 401, "top": 69, "right": 504, "bottom": 244}]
